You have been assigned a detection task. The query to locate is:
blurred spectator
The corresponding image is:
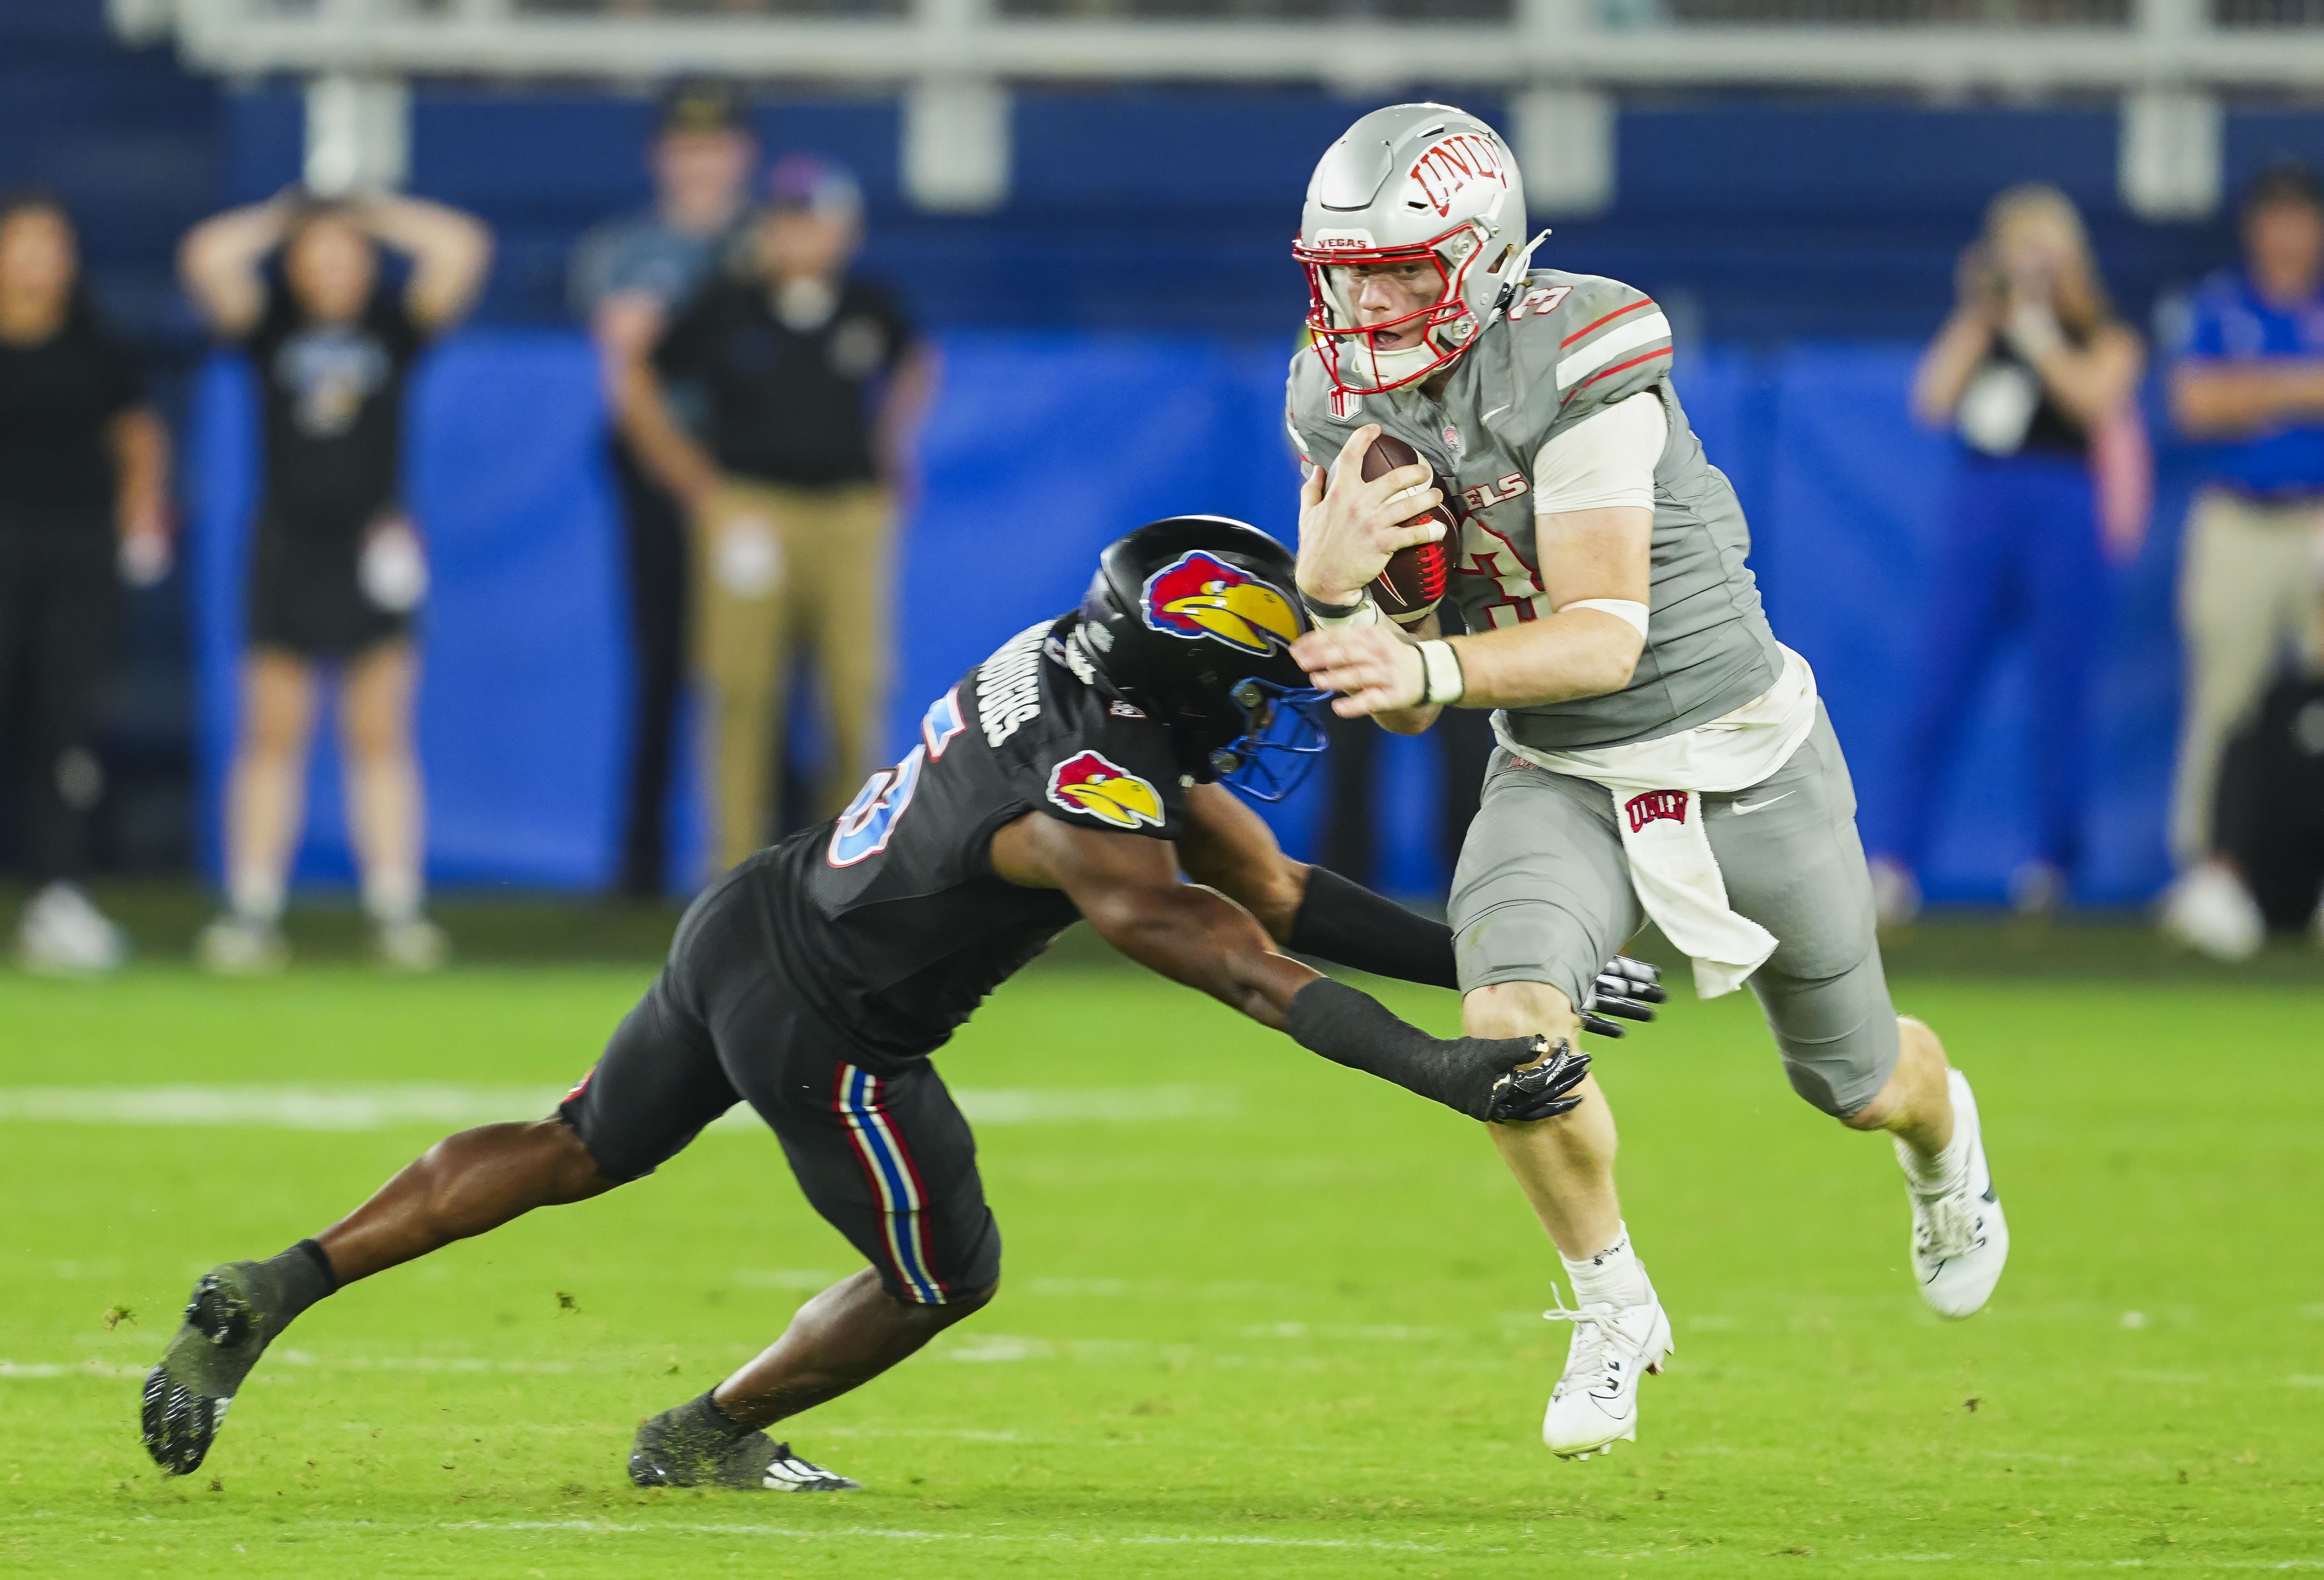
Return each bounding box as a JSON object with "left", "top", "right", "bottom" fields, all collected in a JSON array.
[
  {"left": 571, "top": 84, "right": 756, "bottom": 901},
  {"left": 179, "top": 191, "right": 492, "bottom": 971},
  {"left": 2158, "top": 162, "right": 2324, "bottom": 961},
  {"left": 0, "top": 192, "right": 172, "bottom": 973},
  {"left": 622, "top": 155, "right": 936, "bottom": 877},
  {"left": 1873, "top": 184, "right": 2145, "bottom": 927},
  {"left": 1321, "top": 709, "right": 1493, "bottom": 901}
]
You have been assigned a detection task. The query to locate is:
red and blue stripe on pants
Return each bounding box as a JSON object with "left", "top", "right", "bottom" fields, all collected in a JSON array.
[{"left": 833, "top": 1063, "right": 949, "bottom": 1304}]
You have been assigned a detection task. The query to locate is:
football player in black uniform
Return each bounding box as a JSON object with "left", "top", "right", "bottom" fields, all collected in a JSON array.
[{"left": 140, "top": 517, "right": 1661, "bottom": 1491}]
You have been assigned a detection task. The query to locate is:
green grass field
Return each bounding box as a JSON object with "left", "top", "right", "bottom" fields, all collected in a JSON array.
[{"left": 3, "top": 936, "right": 2321, "bottom": 1576}]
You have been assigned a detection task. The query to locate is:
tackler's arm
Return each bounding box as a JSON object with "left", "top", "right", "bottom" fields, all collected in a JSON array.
[{"left": 988, "top": 811, "right": 1587, "bottom": 1123}]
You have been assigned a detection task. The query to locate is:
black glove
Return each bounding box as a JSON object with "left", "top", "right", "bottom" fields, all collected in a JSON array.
[
  {"left": 1284, "top": 979, "right": 1591, "bottom": 1123},
  {"left": 1579, "top": 954, "right": 1667, "bottom": 1039},
  {"left": 1484, "top": 1036, "right": 1593, "bottom": 1122}
]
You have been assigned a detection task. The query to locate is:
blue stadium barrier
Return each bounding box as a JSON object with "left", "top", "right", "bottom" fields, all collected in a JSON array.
[{"left": 190, "top": 331, "right": 2183, "bottom": 906}]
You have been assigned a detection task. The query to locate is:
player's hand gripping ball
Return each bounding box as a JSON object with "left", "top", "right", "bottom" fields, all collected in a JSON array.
[
  {"left": 1295, "top": 423, "right": 1453, "bottom": 621},
  {"left": 1356, "top": 432, "right": 1455, "bottom": 626}
]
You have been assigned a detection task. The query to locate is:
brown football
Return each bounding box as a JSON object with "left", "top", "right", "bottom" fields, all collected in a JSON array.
[{"left": 1358, "top": 433, "right": 1455, "bottom": 627}]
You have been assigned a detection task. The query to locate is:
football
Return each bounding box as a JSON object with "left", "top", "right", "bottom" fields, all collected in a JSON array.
[{"left": 1358, "top": 432, "right": 1455, "bottom": 627}]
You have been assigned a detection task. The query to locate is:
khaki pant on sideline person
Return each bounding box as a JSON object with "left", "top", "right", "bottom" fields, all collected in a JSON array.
[
  {"left": 2169, "top": 487, "right": 2324, "bottom": 867},
  {"left": 690, "top": 479, "right": 895, "bottom": 875}
]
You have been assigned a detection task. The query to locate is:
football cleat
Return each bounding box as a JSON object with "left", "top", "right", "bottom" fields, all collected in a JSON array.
[
  {"left": 141, "top": 1262, "right": 290, "bottom": 1474},
  {"left": 1540, "top": 1277, "right": 1672, "bottom": 1461},
  {"left": 628, "top": 1405, "right": 861, "bottom": 1493},
  {"left": 1897, "top": 1068, "right": 2009, "bottom": 1319}
]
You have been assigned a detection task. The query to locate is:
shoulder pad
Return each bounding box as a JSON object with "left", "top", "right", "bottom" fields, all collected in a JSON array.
[{"left": 1496, "top": 271, "right": 1674, "bottom": 443}]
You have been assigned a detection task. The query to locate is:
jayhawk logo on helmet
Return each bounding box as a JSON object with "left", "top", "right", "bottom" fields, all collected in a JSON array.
[
  {"left": 1139, "top": 550, "right": 1300, "bottom": 657},
  {"left": 1046, "top": 750, "right": 1164, "bottom": 831}
]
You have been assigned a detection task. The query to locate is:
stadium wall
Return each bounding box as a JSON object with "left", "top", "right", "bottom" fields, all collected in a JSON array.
[{"left": 190, "top": 331, "right": 2192, "bottom": 908}]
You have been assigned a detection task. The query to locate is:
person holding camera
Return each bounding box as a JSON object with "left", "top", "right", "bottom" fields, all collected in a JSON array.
[
  {"left": 179, "top": 190, "right": 491, "bottom": 971},
  {"left": 1872, "top": 184, "right": 2147, "bottom": 927}
]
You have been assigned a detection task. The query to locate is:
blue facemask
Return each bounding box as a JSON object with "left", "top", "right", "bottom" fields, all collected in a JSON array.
[{"left": 1208, "top": 679, "right": 1332, "bottom": 804}]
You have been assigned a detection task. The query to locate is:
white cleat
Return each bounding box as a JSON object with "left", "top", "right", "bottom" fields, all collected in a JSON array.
[
  {"left": 374, "top": 917, "right": 449, "bottom": 972},
  {"left": 16, "top": 883, "right": 129, "bottom": 975},
  {"left": 1899, "top": 1068, "right": 2009, "bottom": 1319},
  {"left": 1540, "top": 1277, "right": 1673, "bottom": 1460},
  {"left": 196, "top": 914, "right": 288, "bottom": 976},
  {"left": 2159, "top": 861, "right": 2264, "bottom": 963}
]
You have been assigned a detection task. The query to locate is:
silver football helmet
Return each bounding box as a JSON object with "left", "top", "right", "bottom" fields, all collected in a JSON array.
[{"left": 1294, "top": 103, "right": 1537, "bottom": 396}]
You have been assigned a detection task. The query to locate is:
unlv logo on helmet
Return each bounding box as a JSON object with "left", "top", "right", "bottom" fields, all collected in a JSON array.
[
  {"left": 1140, "top": 550, "right": 1300, "bottom": 657},
  {"left": 1409, "top": 133, "right": 1510, "bottom": 219},
  {"left": 1046, "top": 750, "right": 1164, "bottom": 831}
]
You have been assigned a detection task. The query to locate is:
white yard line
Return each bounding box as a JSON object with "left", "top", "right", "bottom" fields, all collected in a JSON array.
[
  {"left": 428, "top": 1520, "right": 1453, "bottom": 1553},
  {"left": 245, "top": 1522, "right": 2324, "bottom": 1567},
  {"left": 0, "top": 1083, "right": 1236, "bottom": 1132}
]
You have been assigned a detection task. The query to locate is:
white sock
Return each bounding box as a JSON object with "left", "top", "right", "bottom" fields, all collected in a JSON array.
[
  {"left": 1900, "top": 1122, "right": 1971, "bottom": 1192},
  {"left": 228, "top": 869, "right": 284, "bottom": 924},
  {"left": 1562, "top": 1223, "right": 1650, "bottom": 1308},
  {"left": 363, "top": 868, "right": 423, "bottom": 927}
]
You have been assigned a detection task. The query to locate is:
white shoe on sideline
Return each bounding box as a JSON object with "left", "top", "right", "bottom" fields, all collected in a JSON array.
[
  {"left": 197, "top": 914, "right": 288, "bottom": 975},
  {"left": 1869, "top": 856, "right": 1921, "bottom": 932},
  {"left": 2159, "top": 862, "right": 2264, "bottom": 963},
  {"left": 1540, "top": 1277, "right": 1673, "bottom": 1460},
  {"left": 2009, "top": 860, "right": 2064, "bottom": 922},
  {"left": 1898, "top": 1069, "right": 2009, "bottom": 1319},
  {"left": 375, "top": 917, "right": 449, "bottom": 972},
  {"left": 16, "top": 883, "right": 128, "bottom": 975}
]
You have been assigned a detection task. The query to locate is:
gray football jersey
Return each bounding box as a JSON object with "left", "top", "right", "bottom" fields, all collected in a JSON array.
[{"left": 1285, "top": 269, "right": 1782, "bottom": 752}]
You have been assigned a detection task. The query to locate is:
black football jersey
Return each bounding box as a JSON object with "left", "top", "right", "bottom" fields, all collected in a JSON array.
[{"left": 756, "top": 614, "right": 1190, "bottom": 1062}]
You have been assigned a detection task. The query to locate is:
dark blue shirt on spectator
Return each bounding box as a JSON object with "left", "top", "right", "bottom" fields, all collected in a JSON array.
[{"left": 2177, "top": 267, "right": 2324, "bottom": 498}]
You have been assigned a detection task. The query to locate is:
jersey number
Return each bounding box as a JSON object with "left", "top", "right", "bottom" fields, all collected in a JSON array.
[{"left": 826, "top": 687, "right": 966, "bottom": 869}]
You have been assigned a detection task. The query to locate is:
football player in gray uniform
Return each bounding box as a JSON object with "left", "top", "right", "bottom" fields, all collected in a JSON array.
[{"left": 1282, "top": 105, "right": 2010, "bottom": 1462}]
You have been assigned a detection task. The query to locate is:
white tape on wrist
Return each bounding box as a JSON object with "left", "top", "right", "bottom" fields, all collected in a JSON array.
[
  {"left": 1558, "top": 598, "right": 1650, "bottom": 640},
  {"left": 1307, "top": 592, "right": 1381, "bottom": 630},
  {"left": 1418, "top": 639, "right": 1465, "bottom": 706}
]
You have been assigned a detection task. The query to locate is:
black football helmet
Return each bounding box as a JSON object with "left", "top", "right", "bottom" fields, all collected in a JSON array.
[{"left": 1076, "top": 516, "right": 1331, "bottom": 802}]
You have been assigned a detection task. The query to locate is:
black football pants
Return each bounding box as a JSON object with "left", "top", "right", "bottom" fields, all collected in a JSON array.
[{"left": 558, "top": 854, "right": 1001, "bottom": 1306}]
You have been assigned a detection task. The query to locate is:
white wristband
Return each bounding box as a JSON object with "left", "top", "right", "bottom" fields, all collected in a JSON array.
[
  {"left": 1307, "top": 592, "right": 1381, "bottom": 630},
  {"left": 1558, "top": 597, "right": 1650, "bottom": 640},
  {"left": 1418, "top": 639, "right": 1465, "bottom": 706}
]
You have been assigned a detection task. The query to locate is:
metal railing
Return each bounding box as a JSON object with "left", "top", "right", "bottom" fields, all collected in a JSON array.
[{"left": 114, "top": 0, "right": 2324, "bottom": 85}]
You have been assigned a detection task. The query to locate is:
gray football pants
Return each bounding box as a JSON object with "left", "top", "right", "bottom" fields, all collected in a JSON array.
[{"left": 1449, "top": 705, "right": 1901, "bottom": 1118}]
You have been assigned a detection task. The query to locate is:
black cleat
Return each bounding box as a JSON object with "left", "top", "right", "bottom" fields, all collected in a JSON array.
[
  {"left": 140, "top": 1264, "right": 279, "bottom": 1475},
  {"left": 628, "top": 1405, "right": 861, "bottom": 1492}
]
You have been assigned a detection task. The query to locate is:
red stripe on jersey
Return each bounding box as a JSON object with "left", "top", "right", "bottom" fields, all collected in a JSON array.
[
  {"left": 1560, "top": 346, "right": 1673, "bottom": 405},
  {"left": 1560, "top": 298, "right": 1657, "bottom": 348}
]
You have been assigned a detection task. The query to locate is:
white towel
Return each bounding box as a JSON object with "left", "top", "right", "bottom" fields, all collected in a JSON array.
[{"left": 1497, "top": 648, "right": 1821, "bottom": 999}]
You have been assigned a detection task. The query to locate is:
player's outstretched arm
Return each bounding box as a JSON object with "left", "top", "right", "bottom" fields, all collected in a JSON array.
[
  {"left": 1175, "top": 782, "right": 1455, "bottom": 987},
  {"left": 988, "top": 812, "right": 1585, "bottom": 1123},
  {"left": 1172, "top": 784, "right": 1666, "bottom": 1034}
]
